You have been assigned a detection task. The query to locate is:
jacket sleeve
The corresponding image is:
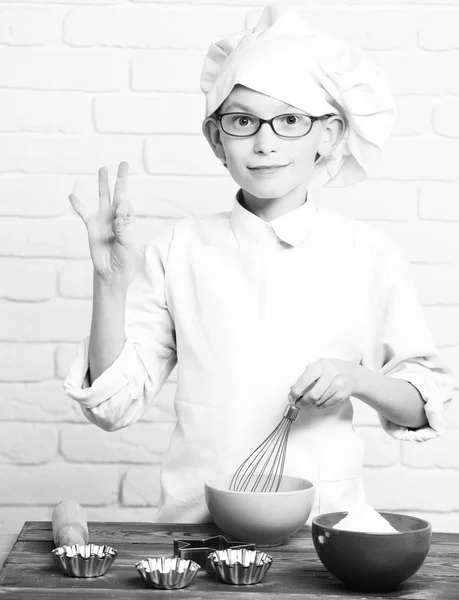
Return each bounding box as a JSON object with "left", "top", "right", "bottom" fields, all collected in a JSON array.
[
  {"left": 63, "top": 224, "right": 177, "bottom": 432},
  {"left": 361, "top": 230, "right": 453, "bottom": 443}
]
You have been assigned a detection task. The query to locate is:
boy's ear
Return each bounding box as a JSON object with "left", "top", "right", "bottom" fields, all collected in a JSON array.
[
  {"left": 202, "top": 116, "right": 227, "bottom": 166},
  {"left": 317, "top": 116, "right": 345, "bottom": 158}
]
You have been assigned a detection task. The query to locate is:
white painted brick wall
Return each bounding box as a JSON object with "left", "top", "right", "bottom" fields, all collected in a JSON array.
[
  {"left": 0, "top": 8, "right": 64, "bottom": 46},
  {"left": 122, "top": 465, "right": 162, "bottom": 507},
  {"left": 0, "top": 345, "right": 55, "bottom": 382},
  {"left": 1, "top": 259, "right": 57, "bottom": 301},
  {"left": 0, "top": 0, "right": 458, "bottom": 537},
  {"left": 420, "top": 183, "right": 459, "bottom": 220},
  {"left": 0, "top": 423, "right": 59, "bottom": 464},
  {"left": 60, "top": 422, "right": 176, "bottom": 462},
  {"left": 64, "top": 6, "right": 247, "bottom": 49},
  {"left": 0, "top": 49, "right": 130, "bottom": 91},
  {"left": 131, "top": 51, "right": 204, "bottom": 92},
  {"left": 0, "top": 91, "right": 90, "bottom": 134},
  {"left": 94, "top": 94, "right": 203, "bottom": 134}
]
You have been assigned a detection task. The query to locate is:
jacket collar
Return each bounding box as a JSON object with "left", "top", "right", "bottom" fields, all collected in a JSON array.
[{"left": 230, "top": 190, "right": 318, "bottom": 247}]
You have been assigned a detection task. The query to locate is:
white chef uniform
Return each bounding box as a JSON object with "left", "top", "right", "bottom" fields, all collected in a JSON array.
[{"left": 64, "top": 194, "right": 453, "bottom": 524}]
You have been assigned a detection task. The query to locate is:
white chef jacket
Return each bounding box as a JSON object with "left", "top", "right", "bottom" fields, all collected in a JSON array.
[{"left": 64, "top": 193, "right": 453, "bottom": 524}]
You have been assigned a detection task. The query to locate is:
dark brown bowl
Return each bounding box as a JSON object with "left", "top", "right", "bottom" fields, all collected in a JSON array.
[{"left": 312, "top": 512, "right": 432, "bottom": 592}]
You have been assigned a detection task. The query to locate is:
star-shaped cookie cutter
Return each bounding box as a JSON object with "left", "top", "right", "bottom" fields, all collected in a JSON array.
[{"left": 173, "top": 535, "right": 256, "bottom": 572}]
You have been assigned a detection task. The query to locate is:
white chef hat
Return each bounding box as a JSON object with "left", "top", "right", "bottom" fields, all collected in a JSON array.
[{"left": 200, "top": 4, "right": 396, "bottom": 190}]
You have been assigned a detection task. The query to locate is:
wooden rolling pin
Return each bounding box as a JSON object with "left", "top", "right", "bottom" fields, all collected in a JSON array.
[{"left": 52, "top": 500, "right": 89, "bottom": 548}]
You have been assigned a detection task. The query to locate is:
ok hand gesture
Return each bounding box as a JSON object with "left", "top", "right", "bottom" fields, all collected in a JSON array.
[{"left": 69, "top": 162, "right": 135, "bottom": 283}]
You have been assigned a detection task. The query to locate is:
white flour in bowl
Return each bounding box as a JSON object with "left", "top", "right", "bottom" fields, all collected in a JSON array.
[{"left": 332, "top": 503, "right": 398, "bottom": 533}]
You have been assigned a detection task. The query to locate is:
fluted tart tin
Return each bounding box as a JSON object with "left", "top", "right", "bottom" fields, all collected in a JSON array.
[
  {"left": 52, "top": 543, "right": 118, "bottom": 578},
  {"left": 208, "top": 548, "right": 273, "bottom": 585},
  {"left": 174, "top": 534, "right": 256, "bottom": 571},
  {"left": 135, "top": 556, "right": 201, "bottom": 590}
]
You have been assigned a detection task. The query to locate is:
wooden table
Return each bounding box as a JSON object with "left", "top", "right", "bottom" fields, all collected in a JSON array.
[{"left": 1, "top": 521, "right": 458, "bottom": 599}]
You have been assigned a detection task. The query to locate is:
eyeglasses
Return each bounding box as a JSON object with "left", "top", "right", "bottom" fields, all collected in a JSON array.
[{"left": 216, "top": 112, "right": 335, "bottom": 138}]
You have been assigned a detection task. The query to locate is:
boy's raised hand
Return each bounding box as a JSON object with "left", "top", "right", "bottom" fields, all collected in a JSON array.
[{"left": 69, "top": 162, "right": 135, "bottom": 282}]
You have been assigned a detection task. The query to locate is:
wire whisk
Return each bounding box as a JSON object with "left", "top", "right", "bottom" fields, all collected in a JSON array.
[{"left": 230, "top": 399, "right": 302, "bottom": 493}]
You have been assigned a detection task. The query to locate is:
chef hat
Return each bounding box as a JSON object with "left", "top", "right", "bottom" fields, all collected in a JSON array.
[{"left": 200, "top": 4, "right": 396, "bottom": 189}]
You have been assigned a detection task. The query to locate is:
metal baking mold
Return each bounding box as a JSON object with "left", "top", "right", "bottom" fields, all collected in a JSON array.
[
  {"left": 173, "top": 534, "right": 256, "bottom": 571},
  {"left": 135, "top": 556, "right": 201, "bottom": 590},
  {"left": 52, "top": 543, "right": 118, "bottom": 578},
  {"left": 208, "top": 548, "right": 273, "bottom": 585}
]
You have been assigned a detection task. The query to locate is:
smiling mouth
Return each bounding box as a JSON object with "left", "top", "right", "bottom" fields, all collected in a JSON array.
[{"left": 248, "top": 164, "right": 290, "bottom": 173}]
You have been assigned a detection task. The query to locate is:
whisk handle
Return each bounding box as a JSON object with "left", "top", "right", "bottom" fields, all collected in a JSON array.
[{"left": 283, "top": 402, "right": 301, "bottom": 421}]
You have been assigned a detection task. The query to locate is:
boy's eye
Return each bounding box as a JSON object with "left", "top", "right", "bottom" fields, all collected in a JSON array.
[
  {"left": 232, "top": 114, "right": 255, "bottom": 127},
  {"left": 281, "top": 114, "right": 304, "bottom": 125}
]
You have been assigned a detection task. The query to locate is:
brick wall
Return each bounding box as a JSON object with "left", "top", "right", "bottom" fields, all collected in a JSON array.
[{"left": 0, "top": 0, "right": 458, "bottom": 535}]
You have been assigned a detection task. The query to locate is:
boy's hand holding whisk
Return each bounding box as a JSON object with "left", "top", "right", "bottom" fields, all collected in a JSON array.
[
  {"left": 288, "top": 357, "right": 428, "bottom": 432},
  {"left": 288, "top": 358, "right": 360, "bottom": 410}
]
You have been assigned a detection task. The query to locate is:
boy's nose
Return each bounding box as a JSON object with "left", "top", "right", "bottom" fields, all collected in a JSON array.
[{"left": 253, "top": 122, "right": 280, "bottom": 154}]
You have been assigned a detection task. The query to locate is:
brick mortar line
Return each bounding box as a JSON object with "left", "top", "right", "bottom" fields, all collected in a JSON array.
[
  {"left": 0, "top": 4, "right": 458, "bottom": 13},
  {"left": 0, "top": 45, "right": 459, "bottom": 54},
  {"left": 5, "top": 299, "right": 459, "bottom": 306},
  {"left": 0, "top": 175, "right": 454, "bottom": 181},
  {"left": 1, "top": 2, "right": 458, "bottom": 7}
]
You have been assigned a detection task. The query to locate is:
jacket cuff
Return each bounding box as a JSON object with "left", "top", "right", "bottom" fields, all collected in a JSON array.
[
  {"left": 63, "top": 336, "right": 137, "bottom": 410},
  {"left": 378, "top": 372, "right": 447, "bottom": 443}
]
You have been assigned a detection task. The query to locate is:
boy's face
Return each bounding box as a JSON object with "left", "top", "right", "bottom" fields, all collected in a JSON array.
[{"left": 210, "top": 85, "right": 328, "bottom": 201}]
